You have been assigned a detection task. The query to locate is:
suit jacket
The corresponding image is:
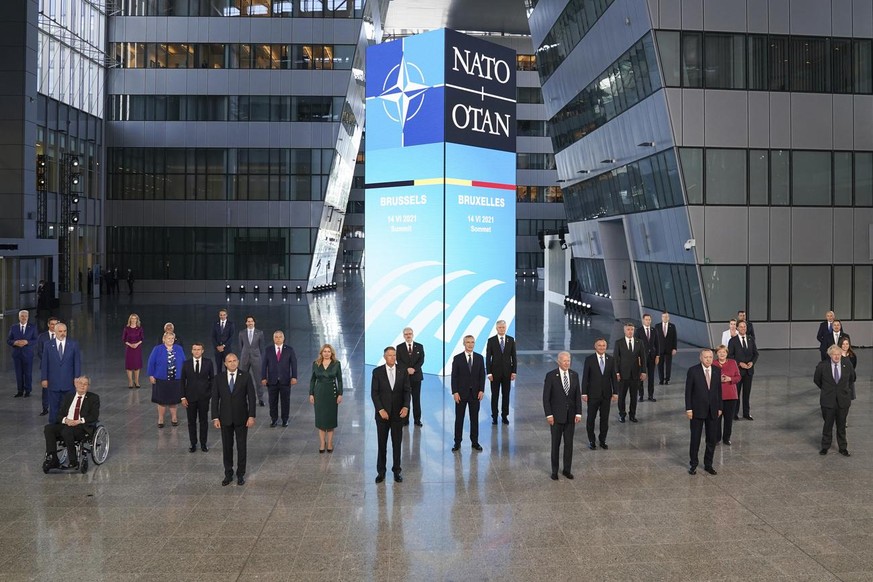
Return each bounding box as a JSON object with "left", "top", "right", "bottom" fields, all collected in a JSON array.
[
  {"left": 817, "top": 326, "right": 849, "bottom": 355},
  {"left": 261, "top": 344, "right": 298, "bottom": 385},
  {"left": 370, "top": 365, "right": 411, "bottom": 422},
  {"left": 238, "top": 328, "right": 265, "bottom": 376},
  {"left": 212, "top": 320, "right": 236, "bottom": 354},
  {"left": 543, "top": 368, "right": 583, "bottom": 424},
  {"left": 7, "top": 322, "right": 39, "bottom": 357},
  {"left": 655, "top": 322, "right": 677, "bottom": 354},
  {"left": 727, "top": 335, "right": 759, "bottom": 376},
  {"left": 685, "top": 363, "right": 723, "bottom": 419},
  {"left": 41, "top": 339, "right": 82, "bottom": 392},
  {"left": 36, "top": 331, "right": 54, "bottom": 362},
  {"left": 211, "top": 369, "right": 256, "bottom": 425},
  {"left": 180, "top": 357, "right": 215, "bottom": 402},
  {"left": 613, "top": 337, "right": 646, "bottom": 380},
  {"left": 54, "top": 391, "right": 100, "bottom": 428},
  {"left": 451, "top": 351, "right": 486, "bottom": 397},
  {"left": 814, "top": 358, "right": 855, "bottom": 409},
  {"left": 395, "top": 341, "right": 425, "bottom": 382},
  {"left": 742, "top": 320, "right": 755, "bottom": 339},
  {"left": 580, "top": 353, "right": 617, "bottom": 401},
  {"left": 634, "top": 326, "right": 659, "bottom": 359},
  {"left": 485, "top": 334, "right": 517, "bottom": 380}
]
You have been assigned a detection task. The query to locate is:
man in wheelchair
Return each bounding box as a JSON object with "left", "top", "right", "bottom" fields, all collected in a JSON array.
[{"left": 43, "top": 376, "right": 100, "bottom": 471}]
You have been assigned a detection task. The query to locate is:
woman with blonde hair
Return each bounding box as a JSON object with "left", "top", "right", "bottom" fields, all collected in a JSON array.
[
  {"left": 309, "top": 344, "right": 343, "bottom": 453},
  {"left": 123, "top": 313, "right": 144, "bottom": 388}
]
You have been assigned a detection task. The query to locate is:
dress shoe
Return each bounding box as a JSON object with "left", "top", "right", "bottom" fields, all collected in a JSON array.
[
  {"left": 451, "top": 444, "right": 461, "bottom": 452},
  {"left": 157, "top": 423, "right": 164, "bottom": 429},
  {"left": 840, "top": 449, "right": 851, "bottom": 457},
  {"left": 819, "top": 448, "right": 828, "bottom": 455},
  {"left": 472, "top": 443, "right": 483, "bottom": 451},
  {"left": 282, "top": 421, "right": 289, "bottom": 427},
  {"left": 67, "top": 462, "right": 79, "bottom": 470},
  {"left": 375, "top": 474, "right": 385, "bottom": 483},
  {"left": 629, "top": 417, "right": 639, "bottom": 423},
  {"left": 492, "top": 416, "right": 497, "bottom": 425},
  {"left": 201, "top": 445, "right": 208, "bottom": 452},
  {"left": 664, "top": 380, "right": 670, "bottom": 385},
  {"left": 23, "top": 393, "right": 30, "bottom": 398},
  {"left": 734, "top": 416, "right": 740, "bottom": 421},
  {"left": 743, "top": 415, "right": 754, "bottom": 421},
  {"left": 704, "top": 467, "right": 717, "bottom": 475},
  {"left": 39, "top": 409, "right": 49, "bottom": 416},
  {"left": 394, "top": 473, "right": 403, "bottom": 483},
  {"left": 414, "top": 421, "right": 423, "bottom": 427},
  {"left": 723, "top": 440, "right": 731, "bottom": 446},
  {"left": 659, "top": 380, "right": 664, "bottom": 385},
  {"left": 619, "top": 416, "right": 626, "bottom": 423},
  {"left": 550, "top": 473, "right": 558, "bottom": 481},
  {"left": 599, "top": 442, "right": 609, "bottom": 450},
  {"left": 44, "top": 456, "right": 60, "bottom": 470},
  {"left": 637, "top": 393, "right": 644, "bottom": 401},
  {"left": 688, "top": 467, "right": 697, "bottom": 475},
  {"left": 258, "top": 400, "right": 265, "bottom": 407},
  {"left": 171, "top": 421, "right": 179, "bottom": 427},
  {"left": 13, "top": 393, "right": 23, "bottom": 398},
  {"left": 135, "top": 384, "right": 141, "bottom": 389},
  {"left": 237, "top": 476, "right": 245, "bottom": 485},
  {"left": 648, "top": 397, "right": 657, "bottom": 402},
  {"left": 189, "top": 445, "right": 197, "bottom": 453},
  {"left": 222, "top": 476, "right": 233, "bottom": 486},
  {"left": 502, "top": 417, "right": 509, "bottom": 425},
  {"left": 588, "top": 442, "right": 596, "bottom": 450},
  {"left": 319, "top": 448, "right": 325, "bottom": 454},
  {"left": 270, "top": 420, "right": 278, "bottom": 427},
  {"left": 561, "top": 470, "right": 574, "bottom": 480}
]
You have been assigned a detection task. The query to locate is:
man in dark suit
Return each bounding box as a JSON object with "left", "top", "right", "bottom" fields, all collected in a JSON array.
[
  {"left": 181, "top": 342, "right": 215, "bottom": 453},
  {"left": 371, "top": 346, "right": 411, "bottom": 483},
  {"left": 395, "top": 327, "right": 425, "bottom": 427},
  {"left": 727, "top": 321, "right": 759, "bottom": 420},
  {"left": 736, "top": 310, "right": 755, "bottom": 339},
  {"left": 634, "top": 313, "right": 659, "bottom": 402},
  {"left": 543, "top": 351, "right": 582, "bottom": 480},
  {"left": 450, "top": 335, "right": 486, "bottom": 452},
  {"left": 815, "top": 311, "right": 837, "bottom": 361},
  {"left": 239, "top": 315, "right": 266, "bottom": 407},
  {"left": 814, "top": 345, "right": 856, "bottom": 456},
  {"left": 685, "top": 349, "right": 722, "bottom": 475},
  {"left": 655, "top": 312, "right": 677, "bottom": 385},
  {"left": 35, "top": 317, "right": 59, "bottom": 416},
  {"left": 818, "top": 318, "right": 849, "bottom": 364},
  {"left": 613, "top": 322, "right": 647, "bottom": 423},
  {"left": 40, "top": 322, "right": 82, "bottom": 422},
  {"left": 260, "top": 330, "right": 298, "bottom": 427},
  {"left": 8, "top": 309, "right": 39, "bottom": 398},
  {"left": 43, "top": 376, "right": 100, "bottom": 470},
  {"left": 212, "top": 308, "right": 236, "bottom": 371},
  {"left": 581, "top": 338, "right": 618, "bottom": 449},
  {"left": 485, "top": 319, "right": 517, "bottom": 425},
  {"left": 212, "top": 353, "right": 256, "bottom": 486}
]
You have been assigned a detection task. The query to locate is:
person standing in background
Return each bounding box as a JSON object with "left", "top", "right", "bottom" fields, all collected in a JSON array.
[
  {"left": 450, "top": 335, "right": 486, "bottom": 452},
  {"left": 36, "top": 317, "right": 59, "bottom": 416},
  {"left": 238, "top": 316, "right": 265, "bottom": 407},
  {"left": 309, "top": 344, "right": 343, "bottom": 453},
  {"left": 613, "top": 323, "right": 646, "bottom": 423},
  {"left": 40, "top": 322, "right": 82, "bottom": 422},
  {"left": 635, "top": 314, "right": 659, "bottom": 402},
  {"left": 261, "top": 331, "right": 298, "bottom": 428},
  {"left": 122, "top": 313, "right": 144, "bottom": 389},
  {"left": 816, "top": 311, "right": 837, "bottom": 361},
  {"left": 212, "top": 308, "right": 235, "bottom": 372},
  {"left": 656, "top": 312, "right": 677, "bottom": 385},
  {"left": 8, "top": 310, "right": 39, "bottom": 398},
  {"left": 814, "top": 346, "right": 855, "bottom": 457},
  {"left": 485, "top": 320, "right": 517, "bottom": 425},
  {"left": 728, "top": 321, "right": 759, "bottom": 421},
  {"left": 181, "top": 343, "right": 215, "bottom": 453},
  {"left": 714, "top": 345, "right": 740, "bottom": 446},
  {"left": 580, "top": 339, "right": 618, "bottom": 450},
  {"left": 395, "top": 328, "right": 425, "bottom": 427},
  {"left": 147, "top": 332, "right": 186, "bottom": 428}
]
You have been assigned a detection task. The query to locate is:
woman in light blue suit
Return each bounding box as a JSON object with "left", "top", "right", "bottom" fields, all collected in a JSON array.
[{"left": 148, "top": 331, "right": 186, "bottom": 428}]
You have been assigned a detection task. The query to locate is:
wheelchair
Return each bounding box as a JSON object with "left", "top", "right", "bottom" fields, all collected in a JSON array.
[{"left": 42, "top": 422, "right": 110, "bottom": 474}]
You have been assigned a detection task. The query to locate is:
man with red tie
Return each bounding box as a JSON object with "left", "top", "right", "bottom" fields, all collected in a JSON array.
[
  {"left": 395, "top": 327, "right": 425, "bottom": 427},
  {"left": 42, "top": 376, "right": 100, "bottom": 471},
  {"left": 685, "top": 349, "right": 722, "bottom": 475}
]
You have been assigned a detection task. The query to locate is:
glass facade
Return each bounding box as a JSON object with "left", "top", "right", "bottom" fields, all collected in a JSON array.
[
  {"left": 108, "top": 95, "right": 346, "bottom": 122},
  {"left": 574, "top": 257, "right": 609, "bottom": 295},
  {"left": 550, "top": 33, "right": 661, "bottom": 152},
  {"left": 116, "top": 0, "right": 364, "bottom": 18},
  {"left": 636, "top": 262, "right": 706, "bottom": 321},
  {"left": 516, "top": 185, "right": 563, "bottom": 203},
  {"left": 537, "top": 0, "right": 615, "bottom": 82},
  {"left": 110, "top": 43, "right": 355, "bottom": 70}
]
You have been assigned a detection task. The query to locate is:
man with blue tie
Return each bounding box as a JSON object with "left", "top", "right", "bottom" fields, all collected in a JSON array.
[
  {"left": 212, "top": 353, "right": 256, "bottom": 486},
  {"left": 8, "top": 310, "right": 39, "bottom": 398},
  {"left": 450, "top": 335, "right": 486, "bottom": 452},
  {"left": 814, "top": 345, "right": 856, "bottom": 456},
  {"left": 40, "top": 322, "right": 82, "bottom": 422},
  {"left": 260, "top": 331, "right": 298, "bottom": 427},
  {"left": 212, "top": 308, "right": 236, "bottom": 371},
  {"left": 580, "top": 339, "right": 618, "bottom": 450}
]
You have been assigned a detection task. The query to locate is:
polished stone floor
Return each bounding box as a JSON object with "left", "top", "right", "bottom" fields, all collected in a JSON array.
[{"left": 1, "top": 275, "right": 872, "bottom": 581}]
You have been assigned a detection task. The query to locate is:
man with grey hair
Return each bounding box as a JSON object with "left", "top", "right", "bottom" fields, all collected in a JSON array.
[
  {"left": 685, "top": 349, "right": 722, "bottom": 475},
  {"left": 543, "top": 351, "right": 582, "bottom": 480},
  {"left": 8, "top": 309, "right": 38, "bottom": 398},
  {"left": 43, "top": 376, "right": 100, "bottom": 471},
  {"left": 814, "top": 345, "right": 855, "bottom": 456},
  {"left": 451, "top": 335, "right": 485, "bottom": 452},
  {"left": 396, "top": 327, "right": 425, "bottom": 427},
  {"left": 40, "top": 322, "right": 82, "bottom": 421},
  {"left": 486, "top": 319, "right": 517, "bottom": 425}
]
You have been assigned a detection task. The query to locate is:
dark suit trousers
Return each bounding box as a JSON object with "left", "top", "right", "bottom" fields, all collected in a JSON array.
[
  {"left": 454, "top": 393, "right": 480, "bottom": 446},
  {"left": 490, "top": 376, "right": 511, "bottom": 419},
  {"left": 641, "top": 355, "right": 656, "bottom": 398},
  {"left": 657, "top": 353, "right": 673, "bottom": 382},
  {"left": 41, "top": 384, "right": 49, "bottom": 410},
  {"left": 586, "top": 398, "right": 611, "bottom": 444},
  {"left": 12, "top": 351, "right": 33, "bottom": 394},
  {"left": 47, "top": 390, "right": 70, "bottom": 424},
  {"left": 185, "top": 398, "right": 210, "bottom": 446},
  {"left": 689, "top": 415, "right": 717, "bottom": 469},
  {"left": 375, "top": 419, "right": 403, "bottom": 475},
  {"left": 267, "top": 383, "right": 291, "bottom": 422},
  {"left": 44, "top": 423, "right": 87, "bottom": 464},
  {"left": 717, "top": 400, "right": 737, "bottom": 442},
  {"left": 220, "top": 423, "right": 248, "bottom": 477},
  {"left": 736, "top": 372, "right": 753, "bottom": 416},
  {"left": 409, "top": 379, "right": 422, "bottom": 423},
  {"left": 618, "top": 380, "right": 638, "bottom": 418},
  {"left": 550, "top": 421, "right": 575, "bottom": 474},
  {"left": 821, "top": 406, "right": 849, "bottom": 451}
]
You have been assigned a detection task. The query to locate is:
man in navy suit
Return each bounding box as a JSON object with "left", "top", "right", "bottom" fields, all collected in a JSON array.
[
  {"left": 371, "top": 346, "right": 411, "bottom": 483},
  {"left": 685, "top": 349, "right": 722, "bottom": 475},
  {"left": 613, "top": 322, "right": 647, "bottom": 423},
  {"left": 581, "top": 339, "right": 618, "bottom": 450},
  {"left": 212, "top": 308, "right": 236, "bottom": 371},
  {"left": 8, "top": 310, "right": 39, "bottom": 398},
  {"left": 543, "top": 351, "right": 583, "bottom": 480},
  {"left": 181, "top": 343, "right": 215, "bottom": 453},
  {"left": 35, "top": 317, "right": 59, "bottom": 415},
  {"left": 814, "top": 345, "right": 856, "bottom": 456},
  {"left": 395, "top": 327, "right": 425, "bottom": 427},
  {"left": 634, "top": 313, "right": 659, "bottom": 401},
  {"left": 815, "top": 311, "right": 837, "bottom": 361},
  {"left": 656, "top": 312, "right": 678, "bottom": 385},
  {"left": 212, "top": 353, "right": 256, "bottom": 486},
  {"left": 727, "top": 321, "right": 759, "bottom": 420},
  {"left": 485, "top": 319, "right": 517, "bottom": 425},
  {"left": 40, "top": 322, "right": 82, "bottom": 422},
  {"left": 261, "top": 330, "right": 298, "bottom": 427},
  {"left": 450, "top": 335, "right": 486, "bottom": 452}
]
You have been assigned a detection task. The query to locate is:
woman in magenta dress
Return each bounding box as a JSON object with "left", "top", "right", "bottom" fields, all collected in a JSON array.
[{"left": 123, "top": 313, "right": 144, "bottom": 388}]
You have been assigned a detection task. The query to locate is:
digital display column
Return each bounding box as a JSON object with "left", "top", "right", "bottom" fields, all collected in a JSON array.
[{"left": 365, "top": 29, "right": 516, "bottom": 375}]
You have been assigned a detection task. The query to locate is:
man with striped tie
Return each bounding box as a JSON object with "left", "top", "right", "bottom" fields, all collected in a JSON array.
[{"left": 543, "top": 351, "right": 582, "bottom": 481}]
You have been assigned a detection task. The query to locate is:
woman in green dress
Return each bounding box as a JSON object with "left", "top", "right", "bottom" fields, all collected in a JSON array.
[{"left": 309, "top": 343, "right": 343, "bottom": 453}]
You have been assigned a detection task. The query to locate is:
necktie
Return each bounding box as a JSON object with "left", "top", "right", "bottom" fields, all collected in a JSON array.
[
  {"left": 705, "top": 367, "right": 710, "bottom": 389},
  {"left": 646, "top": 327, "right": 650, "bottom": 340},
  {"left": 73, "top": 395, "right": 82, "bottom": 420},
  {"left": 408, "top": 343, "right": 412, "bottom": 355},
  {"left": 276, "top": 347, "right": 281, "bottom": 361},
  {"left": 248, "top": 329, "right": 253, "bottom": 343},
  {"left": 628, "top": 338, "right": 633, "bottom": 351},
  {"left": 229, "top": 373, "right": 235, "bottom": 393},
  {"left": 467, "top": 354, "right": 472, "bottom": 371},
  {"left": 50, "top": 333, "right": 54, "bottom": 340},
  {"left": 834, "top": 363, "right": 840, "bottom": 383},
  {"left": 500, "top": 337, "right": 505, "bottom": 352},
  {"left": 195, "top": 360, "right": 200, "bottom": 374},
  {"left": 21, "top": 325, "right": 25, "bottom": 334},
  {"left": 599, "top": 356, "right": 605, "bottom": 374},
  {"left": 58, "top": 342, "right": 64, "bottom": 359},
  {"left": 664, "top": 324, "right": 667, "bottom": 336},
  {"left": 741, "top": 336, "right": 746, "bottom": 349},
  {"left": 388, "top": 367, "right": 394, "bottom": 389},
  {"left": 562, "top": 371, "right": 570, "bottom": 396}
]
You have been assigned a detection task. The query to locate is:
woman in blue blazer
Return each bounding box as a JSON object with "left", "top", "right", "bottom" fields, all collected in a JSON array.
[{"left": 148, "top": 331, "right": 186, "bottom": 428}]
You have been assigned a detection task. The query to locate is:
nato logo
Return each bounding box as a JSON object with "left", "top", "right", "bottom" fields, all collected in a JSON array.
[{"left": 366, "top": 33, "right": 445, "bottom": 150}]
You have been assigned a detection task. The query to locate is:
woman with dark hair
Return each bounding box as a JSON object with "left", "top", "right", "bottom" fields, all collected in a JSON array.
[{"left": 839, "top": 336, "right": 857, "bottom": 401}]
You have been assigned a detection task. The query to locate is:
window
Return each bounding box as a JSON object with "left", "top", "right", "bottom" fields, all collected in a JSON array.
[
  {"left": 516, "top": 54, "right": 537, "bottom": 71},
  {"left": 855, "top": 152, "right": 873, "bottom": 206},
  {"left": 854, "top": 266, "right": 873, "bottom": 319},
  {"left": 834, "top": 152, "right": 852, "bottom": 206},
  {"left": 792, "top": 151, "right": 831, "bottom": 205},
  {"left": 768, "top": 37, "right": 789, "bottom": 91},
  {"left": 705, "top": 149, "right": 746, "bottom": 204},
  {"left": 681, "top": 32, "right": 703, "bottom": 88},
  {"left": 770, "top": 150, "right": 790, "bottom": 205},
  {"left": 833, "top": 266, "right": 853, "bottom": 320},
  {"left": 854, "top": 39, "right": 873, "bottom": 94},
  {"left": 701, "top": 265, "right": 747, "bottom": 322},
  {"left": 791, "top": 266, "right": 831, "bottom": 320},
  {"left": 748, "top": 150, "right": 768, "bottom": 205},
  {"left": 748, "top": 265, "right": 768, "bottom": 321},
  {"left": 790, "top": 37, "right": 829, "bottom": 92},
  {"left": 679, "top": 148, "right": 703, "bottom": 204},
  {"left": 747, "top": 35, "right": 768, "bottom": 91},
  {"left": 704, "top": 33, "right": 744, "bottom": 89},
  {"left": 517, "top": 87, "right": 543, "bottom": 104},
  {"left": 770, "top": 265, "right": 789, "bottom": 321},
  {"left": 831, "top": 38, "right": 852, "bottom": 94},
  {"left": 656, "top": 31, "right": 680, "bottom": 87}
]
